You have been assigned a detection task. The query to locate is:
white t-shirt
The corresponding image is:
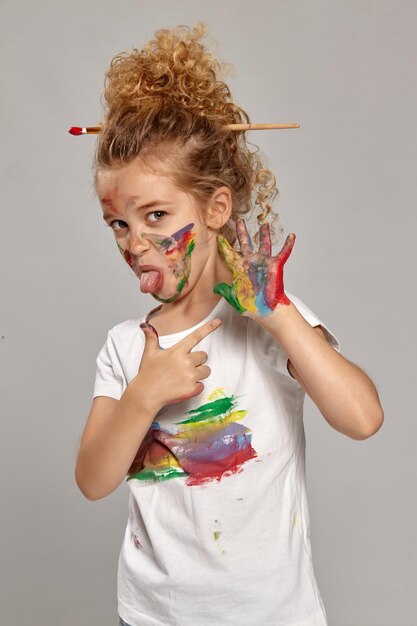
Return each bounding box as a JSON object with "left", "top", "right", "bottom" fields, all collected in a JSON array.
[{"left": 93, "top": 293, "right": 340, "bottom": 626}]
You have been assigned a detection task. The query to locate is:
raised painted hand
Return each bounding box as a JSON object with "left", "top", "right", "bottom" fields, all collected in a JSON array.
[{"left": 214, "top": 218, "right": 295, "bottom": 317}]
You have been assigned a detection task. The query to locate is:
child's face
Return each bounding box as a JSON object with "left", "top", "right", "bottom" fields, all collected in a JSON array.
[{"left": 96, "top": 159, "right": 214, "bottom": 303}]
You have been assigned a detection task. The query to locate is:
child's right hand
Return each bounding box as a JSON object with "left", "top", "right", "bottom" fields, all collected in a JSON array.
[{"left": 134, "top": 318, "right": 222, "bottom": 410}]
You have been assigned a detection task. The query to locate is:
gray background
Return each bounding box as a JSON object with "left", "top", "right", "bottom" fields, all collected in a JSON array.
[{"left": 1, "top": 1, "right": 416, "bottom": 624}]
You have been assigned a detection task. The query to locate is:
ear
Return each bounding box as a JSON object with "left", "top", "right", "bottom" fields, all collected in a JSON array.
[{"left": 205, "top": 186, "right": 233, "bottom": 230}]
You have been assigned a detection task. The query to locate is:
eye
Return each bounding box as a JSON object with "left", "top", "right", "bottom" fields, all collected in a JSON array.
[
  {"left": 109, "top": 219, "right": 128, "bottom": 231},
  {"left": 147, "top": 210, "right": 167, "bottom": 223}
]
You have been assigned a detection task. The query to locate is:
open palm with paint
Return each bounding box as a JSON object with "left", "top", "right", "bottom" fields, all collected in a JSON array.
[{"left": 214, "top": 218, "right": 296, "bottom": 317}]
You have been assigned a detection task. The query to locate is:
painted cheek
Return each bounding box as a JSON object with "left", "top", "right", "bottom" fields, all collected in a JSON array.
[
  {"left": 141, "top": 223, "right": 195, "bottom": 259},
  {"left": 117, "top": 243, "right": 133, "bottom": 268},
  {"left": 149, "top": 225, "right": 197, "bottom": 303}
]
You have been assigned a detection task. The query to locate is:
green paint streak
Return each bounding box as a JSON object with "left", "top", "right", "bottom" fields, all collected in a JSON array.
[
  {"left": 127, "top": 466, "right": 187, "bottom": 482},
  {"left": 178, "top": 396, "right": 236, "bottom": 425},
  {"left": 213, "top": 531, "right": 221, "bottom": 540},
  {"left": 236, "top": 497, "right": 244, "bottom": 501},
  {"left": 186, "top": 240, "right": 195, "bottom": 256},
  {"left": 213, "top": 282, "right": 247, "bottom": 314},
  {"left": 152, "top": 292, "right": 181, "bottom": 304}
]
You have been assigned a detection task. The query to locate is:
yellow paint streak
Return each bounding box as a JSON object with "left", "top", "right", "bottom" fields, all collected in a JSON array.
[
  {"left": 207, "top": 387, "right": 227, "bottom": 401},
  {"left": 173, "top": 409, "right": 248, "bottom": 437},
  {"left": 143, "top": 450, "right": 180, "bottom": 469},
  {"left": 231, "top": 267, "right": 257, "bottom": 313}
]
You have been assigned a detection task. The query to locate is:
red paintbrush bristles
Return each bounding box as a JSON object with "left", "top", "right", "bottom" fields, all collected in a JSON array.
[
  {"left": 68, "top": 126, "right": 101, "bottom": 135},
  {"left": 69, "top": 127, "right": 84, "bottom": 135}
]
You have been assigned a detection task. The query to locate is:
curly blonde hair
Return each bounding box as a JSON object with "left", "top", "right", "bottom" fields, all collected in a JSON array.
[{"left": 95, "top": 23, "right": 280, "bottom": 246}]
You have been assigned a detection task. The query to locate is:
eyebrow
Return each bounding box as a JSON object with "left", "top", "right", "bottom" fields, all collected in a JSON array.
[{"left": 101, "top": 199, "right": 172, "bottom": 221}]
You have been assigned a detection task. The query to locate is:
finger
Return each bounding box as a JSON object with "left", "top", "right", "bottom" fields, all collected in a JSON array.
[
  {"left": 167, "top": 382, "right": 204, "bottom": 404},
  {"left": 217, "top": 235, "right": 240, "bottom": 270},
  {"left": 258, "top": 223, "right": 272, "bottom": 256},
  {"left": 190, "top": 351, "right": 208, "bottom": 367},
  {"left": 213, "top": 282, "right": 247, "bottom": 314},
  {"left": 277, "top": 233, "right": 296, "bottom": 265},
  {"left": 187, "top": 381, "right": 205, "bottom": 399},
  {"left": 195, "top": 364, "right": 211, "bottom": 380},
  {"left": 179, "top": 318, "right": 222, "bottom": 352},
  {"left": 140, "top": 322, "right": 161, "bottom": 356},
  {"left": 236, "top": 218, "right": 254, "bottom": 256}
]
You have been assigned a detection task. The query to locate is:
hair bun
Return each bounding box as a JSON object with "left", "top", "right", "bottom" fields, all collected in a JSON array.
[{"left": 103, "top": 23, "right": 243, "bottom": 126}]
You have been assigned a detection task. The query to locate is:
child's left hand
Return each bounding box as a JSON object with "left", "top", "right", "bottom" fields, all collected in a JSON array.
[{"left": 214, "top": 218, "right": 295, "bottom": 318}]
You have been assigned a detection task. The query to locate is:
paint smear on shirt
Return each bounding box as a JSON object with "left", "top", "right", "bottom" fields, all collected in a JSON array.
[{"left": 127, "top": 388, "right": 257, "bottom": 486}]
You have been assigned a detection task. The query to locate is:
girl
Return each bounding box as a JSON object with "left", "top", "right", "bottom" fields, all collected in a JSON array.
[{"left": 75, "top": 24, "right": 384, "bottom": 626}]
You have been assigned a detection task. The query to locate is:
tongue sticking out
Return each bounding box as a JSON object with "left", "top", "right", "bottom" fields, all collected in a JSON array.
[{"left": 140, "top": 270, "right": 162, "bottom": 293}]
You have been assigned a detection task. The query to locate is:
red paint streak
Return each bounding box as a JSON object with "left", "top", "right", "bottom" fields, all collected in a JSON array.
[
  {"left": 128, "top": 423, "right": 257, "bottom": 487},
  {"left": 185, "top": 446, "right": 257, "bottom": 486},
  {"left": 265, "top": 262, "right": 290, "bottom": 309},
  {"left": 264, "top": 232, "right": 295, "bottom": 310},
  {"left": 128, "top": 429, "right": 156, "bottom": 475}
]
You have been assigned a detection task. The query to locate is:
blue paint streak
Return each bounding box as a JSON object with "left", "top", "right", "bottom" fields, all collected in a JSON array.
[
  {"left": 184, "top": 423, "right": 252, "bottom": 462},
  {"left": 171, "top": 223, "right": 194, "bottom": 241},
  {"left": 255, "top": 290, "right": 271, "bottom": 317}
]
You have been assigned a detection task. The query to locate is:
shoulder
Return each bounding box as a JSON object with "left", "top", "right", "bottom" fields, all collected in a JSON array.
[
  {"left": 108, "top": 318, "right": 143, "bottom": 338},
  {"left": 104, "top": 317, "right": 145, "bottom": 356}
]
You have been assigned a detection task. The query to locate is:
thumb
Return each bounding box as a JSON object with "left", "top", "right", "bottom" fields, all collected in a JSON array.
[{"left": 140, "top": 322, "right": 161, "bottom": 354}]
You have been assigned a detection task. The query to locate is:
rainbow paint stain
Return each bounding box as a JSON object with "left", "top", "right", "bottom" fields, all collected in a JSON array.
[
  {"left": 127, "top": 388, "right": 257, "bottom": 487},
  {"left": 117, "top": 223, "right": 196, "bottom": 304},
  {"left": 214, "top": 219, "right": 294, "bottom": 317},
  {"left": 146, "top": 223, "right": 195, "bottom": 302}
]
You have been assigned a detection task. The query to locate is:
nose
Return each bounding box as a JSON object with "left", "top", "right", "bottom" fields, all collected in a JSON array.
[{"left": 127, "top": 228, "right": 150, "bottom": 256}]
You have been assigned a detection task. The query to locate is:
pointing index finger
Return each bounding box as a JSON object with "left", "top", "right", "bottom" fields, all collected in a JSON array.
[{"left": 179, "top": 318, "right": 222, "bottom": 352}]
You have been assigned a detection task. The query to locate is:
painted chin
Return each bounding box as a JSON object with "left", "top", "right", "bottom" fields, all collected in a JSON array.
[
  {"left": 151, "top": 274, "right": 192, "bottom": 303},
  {"left": 150, "top": 273, "right": 187, "bottom": 303}
]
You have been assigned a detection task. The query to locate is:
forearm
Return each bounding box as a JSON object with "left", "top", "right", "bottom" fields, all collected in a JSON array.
[
  {"left": 258, "top": 302, "right": 384, "bottom": 440},
  {"left": 75, "top": 380, "right": 159, "bottom": 500}
]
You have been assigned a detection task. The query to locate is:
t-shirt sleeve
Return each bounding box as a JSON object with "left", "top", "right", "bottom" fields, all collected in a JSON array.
[
  {"left": 93, "top": 329, "right": 126, "bottom": 400},
  {"left": 250, "top": 292, "right": 341, "bottom": 381}
]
